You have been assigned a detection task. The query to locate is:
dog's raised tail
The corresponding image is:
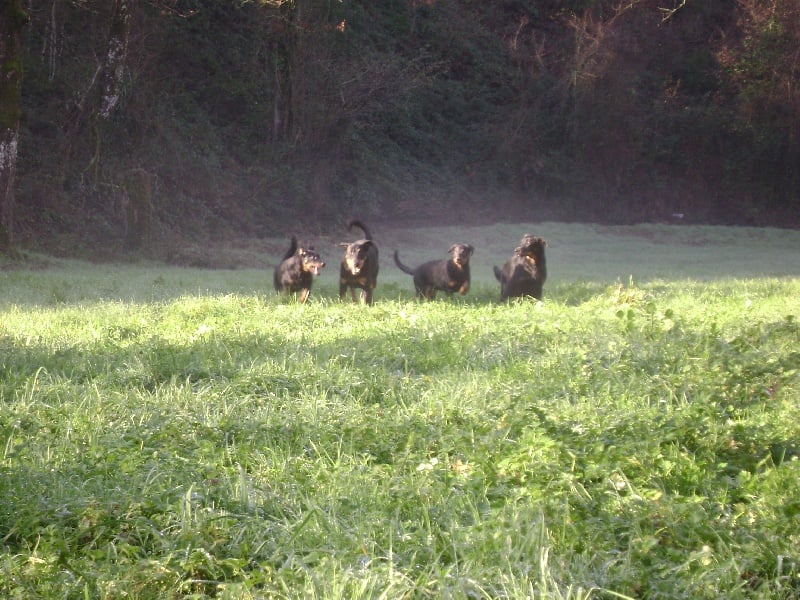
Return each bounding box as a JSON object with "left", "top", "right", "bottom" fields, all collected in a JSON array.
[
  {"left": 393, "top": 250, "right": 415, "bottom": 275},
  {"left": 281, "top": 235, "right": 299, "bottom": 261},
  {"left": 348, "top": 219, "right": 372, "bottom": 240},
  {"left": 493, "top": 265, "right": 504, "bottom": 283}
]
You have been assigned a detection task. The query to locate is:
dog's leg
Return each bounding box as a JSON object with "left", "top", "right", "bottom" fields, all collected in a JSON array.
[
  {"left": 299, "top": 288, "right": 310, "bottom": 303},
  {"left": 413, "top": 276, "right": 427, "bottom": 300}
]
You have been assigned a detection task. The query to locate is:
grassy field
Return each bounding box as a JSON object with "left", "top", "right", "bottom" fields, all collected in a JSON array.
[{"left": 1, "top": 223, "right": 799, "bottom": 599}]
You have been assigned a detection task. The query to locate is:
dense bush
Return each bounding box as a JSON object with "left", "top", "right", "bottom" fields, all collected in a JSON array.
[{"left": 13, "top": 0, "right": 800, "bottom": 253}]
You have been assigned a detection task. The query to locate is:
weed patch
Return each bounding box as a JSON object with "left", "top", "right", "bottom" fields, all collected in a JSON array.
[{"left": 1, "top": 230, "right": 799, "bottom": 598}]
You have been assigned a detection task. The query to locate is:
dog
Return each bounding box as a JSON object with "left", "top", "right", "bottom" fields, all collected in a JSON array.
[
  {"left": 338, "top": 220, "right": 379, "bottom": 305},
  {"left": 394, "top": 243, "right": 474, "bottom": 300},
  {"left": 493, "top": 234, "right": 547, "bottom": 300},
  {"left": 273, "top": 235, "right": 325, "bottom": 303}
]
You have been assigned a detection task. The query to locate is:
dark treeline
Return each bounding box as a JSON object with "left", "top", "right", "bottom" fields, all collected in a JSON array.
[{"left": 7, "top": 0, "right": 800, "bottom": 255}]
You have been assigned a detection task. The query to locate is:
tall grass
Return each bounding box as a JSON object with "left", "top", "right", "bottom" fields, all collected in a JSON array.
[{"left": 1, "top": 224, "right": 799, "bottom": 598}]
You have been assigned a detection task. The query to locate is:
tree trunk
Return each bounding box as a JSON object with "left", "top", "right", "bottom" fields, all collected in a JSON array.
[
  {"left": 98, "top": 0, "right": 131, "bottom": 119},
  {"left": 121, "top": 168, "right": 153, "bottom": 251},
  {"left": 0, "top": 1, "right": 29, "bottom": 253},
  {"left": 60, "top": 0, "right": 131, "bottom": 187},
  {"left": 85, "top": 0, "right": 131, "bottom": 182}
]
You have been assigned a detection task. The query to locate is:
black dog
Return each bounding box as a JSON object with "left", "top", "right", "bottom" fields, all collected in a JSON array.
[
  {"left": 493, "top": 234, "right": 547, "bottom": 300},
  {"left": 394, "top": 243, "right": 474, "bottom": 300},
  {"left": 339, "top": 220, "right": 379, "bottom": 305},
  {"left": 273, "top": 235, "right": 325, "bottom": 303}
]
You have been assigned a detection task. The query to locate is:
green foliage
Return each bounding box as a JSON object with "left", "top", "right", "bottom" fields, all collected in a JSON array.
[{"left": 13, "top": 0, "right": 800, "bottom": 252}]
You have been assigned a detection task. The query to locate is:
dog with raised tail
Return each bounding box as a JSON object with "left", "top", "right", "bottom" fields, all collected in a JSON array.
[
  {"left": 273, "top": 235, "right": 325, "bottom": 303},
  {"left": 339, "top": 219, "right": 379, "bottom": 305},
  {"left": 494, "top": 234, "right": 547, "bottom": 300},
  {"left": 394, "top": 243, "right": 474, "bottom": 300}
]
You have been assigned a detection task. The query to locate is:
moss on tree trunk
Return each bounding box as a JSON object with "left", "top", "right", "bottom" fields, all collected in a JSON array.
[{"left": 0, "top": 1, "right": 29, "bottom": 253}]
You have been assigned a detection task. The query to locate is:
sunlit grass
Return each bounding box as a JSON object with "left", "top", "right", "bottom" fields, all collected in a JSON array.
[{"left": 1, "top": 224, "right": 799, "bottom": 598}]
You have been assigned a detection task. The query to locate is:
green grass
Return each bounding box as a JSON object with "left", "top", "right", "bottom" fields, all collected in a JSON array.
[{"left": 1, "top": 224, "right": 799, "bottom": 598}]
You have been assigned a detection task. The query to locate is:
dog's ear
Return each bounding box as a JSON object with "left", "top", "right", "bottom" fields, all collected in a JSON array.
[
  {"left": 466, "top": 244, "right": 474, "bottom": 255},
  {"left": 338, "top": 242, "right": 350, "bottom": 248}
]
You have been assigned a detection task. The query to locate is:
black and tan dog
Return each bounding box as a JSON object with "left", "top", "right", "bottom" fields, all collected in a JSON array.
[
  {"left": 339, "top": 220, "right": 379, "bottom": 305},
  {"left": 273, "top": 235, "right": 325, "bottom": 303},
  {"left": 493, "top": 234, "right": 547, "bottom": 300},
  {"left": 394, "top": 243, "right": 474, "bottom": 300}
]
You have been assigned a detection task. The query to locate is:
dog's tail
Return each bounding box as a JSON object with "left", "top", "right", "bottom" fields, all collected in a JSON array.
[
  {"left": 393, "top": 250, "right": 415, "bottom": 275},
  {"left": 281, "top": 235, "right": 298, "bottom": 261},
  {"left": 493, "top": 265, "right": 503, "bottom": 282},
  {"left": 348, "top": 219, "right": 372, "bottom": 240}
]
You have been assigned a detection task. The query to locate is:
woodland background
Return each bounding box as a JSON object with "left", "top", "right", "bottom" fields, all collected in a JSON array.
[{"left": 5, "top": 0, "right": 800, "bottom": 257}]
